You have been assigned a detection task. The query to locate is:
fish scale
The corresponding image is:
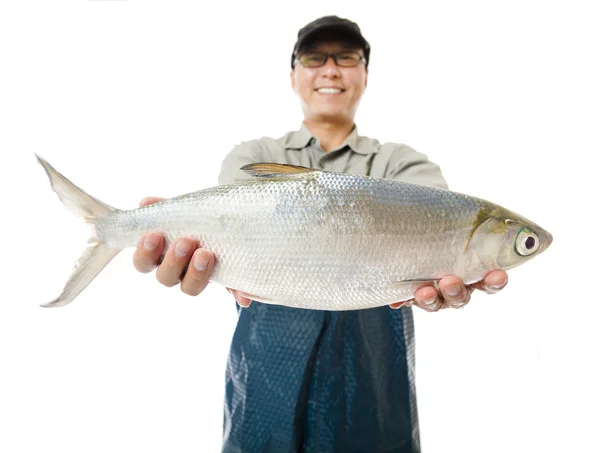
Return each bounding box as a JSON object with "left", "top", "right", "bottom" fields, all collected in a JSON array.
[{"left": 36, "top": 156, "right": 552, "bottom": 309}]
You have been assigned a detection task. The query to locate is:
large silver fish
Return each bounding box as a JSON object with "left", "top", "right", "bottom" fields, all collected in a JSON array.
[{"left": 37, "top": 155, "right": 552, "bottom": 310}]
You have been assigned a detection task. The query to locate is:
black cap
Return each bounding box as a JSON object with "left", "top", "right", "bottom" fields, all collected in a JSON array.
[{"left": 291, "top": 16, "right": 370, "bottom": 68}]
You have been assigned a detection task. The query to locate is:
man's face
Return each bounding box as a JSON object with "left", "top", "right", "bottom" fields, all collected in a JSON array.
[{"left": 291, "top": 40, "right": 368, "bottom": 124}]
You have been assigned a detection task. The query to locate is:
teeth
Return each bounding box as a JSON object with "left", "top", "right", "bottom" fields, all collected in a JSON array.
[{"left": 317, "top": 88, "right": 342, "bottom": 94}]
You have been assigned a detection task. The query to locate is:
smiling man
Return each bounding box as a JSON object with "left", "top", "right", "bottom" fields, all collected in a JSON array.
[{"left": 133, "top": 15, "right": 508, "bottom": 453}]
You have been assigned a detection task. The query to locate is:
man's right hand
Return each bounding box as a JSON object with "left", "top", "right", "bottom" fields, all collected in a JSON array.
[
  {"left": 133, "top": 197, "right": 215, "bottom": 297},
  {"left": 132, "top": 197, "right": 252, "bottom": 307}
]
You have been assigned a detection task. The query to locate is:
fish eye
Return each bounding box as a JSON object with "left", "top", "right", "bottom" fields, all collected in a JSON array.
[{"left": 515, "top": 228, "right": 540, "bottom": 256}]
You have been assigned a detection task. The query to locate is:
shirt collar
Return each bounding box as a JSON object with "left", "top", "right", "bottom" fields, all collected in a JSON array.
[
  {"left": 284, "top": 122, "right": 314, "bottom": 149},
  {"left": 284, "top": 122, "right": 377, "bottom": 155}
]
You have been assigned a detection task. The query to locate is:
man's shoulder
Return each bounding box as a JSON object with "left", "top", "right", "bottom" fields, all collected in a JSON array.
[
  {"left": 230, "top": 132, "right": 292, "bottom": 154},
  {"left": 239, "top": 134, "right": 285, "bottom": 146},
  {"left": 353, "top": 133, "right": 447, "bottom": 188},
  {"left": 355, "top": 134, "right": 422, "bottom": 159},
  {"left": 378, "top": 141, "right": 429, "bottom": 162},
  {"left": 218, "top": 132, "right": 296, "bottom": 185}
]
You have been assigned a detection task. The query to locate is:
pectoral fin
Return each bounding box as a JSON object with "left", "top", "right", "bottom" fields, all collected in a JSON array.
[{"left": 390, "top": 279, "right": 440, "bottom": 290}]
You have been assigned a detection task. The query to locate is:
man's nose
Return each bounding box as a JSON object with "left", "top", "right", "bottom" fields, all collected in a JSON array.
[{"left": 322, "top": 55, "right": 341, "bottom": 76}]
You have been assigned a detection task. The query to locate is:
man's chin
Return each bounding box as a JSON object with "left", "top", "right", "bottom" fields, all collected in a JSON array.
[{"left": 311, "top": 110, "right": 351, "bottom": 123}]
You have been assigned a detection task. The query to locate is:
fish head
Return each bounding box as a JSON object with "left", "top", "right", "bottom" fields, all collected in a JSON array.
[{"left": 468, "top": 206, "right": 553, "bottom": 272}]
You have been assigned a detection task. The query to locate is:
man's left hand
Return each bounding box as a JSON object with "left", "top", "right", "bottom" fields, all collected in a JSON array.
[{"left": 389, "top": 270, "right": 509, "bottom": 311}]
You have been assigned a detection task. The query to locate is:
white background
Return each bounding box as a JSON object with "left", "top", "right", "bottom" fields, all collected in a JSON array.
[{"left": 1, "top": 1, "right": 598, "bottom": 452}]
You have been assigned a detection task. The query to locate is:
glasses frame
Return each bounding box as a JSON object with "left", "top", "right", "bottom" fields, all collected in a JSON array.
[{"left": 294, "top": 51, "right": 367, "bottom": 68}]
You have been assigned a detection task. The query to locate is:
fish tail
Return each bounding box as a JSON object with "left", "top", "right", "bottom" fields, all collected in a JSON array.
[{"left": 36, "top": 154, "right": 121, "bottom": 308}]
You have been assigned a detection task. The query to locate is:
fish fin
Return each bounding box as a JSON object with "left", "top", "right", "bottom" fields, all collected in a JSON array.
[
  {"left": 241, "top": 163, "right": 317, "bottom": 178},
  {"left": 41, "top": 243, "right": 120, "bottom": 307},
  {"left": 36, "top": 154, "right": 122, "bottom": 307},
  {"left": 35, "top": 154, "right": 116, "bottom": 221},
  {"left": 391, "top": 279, "right": 440, "bottom": 290}
]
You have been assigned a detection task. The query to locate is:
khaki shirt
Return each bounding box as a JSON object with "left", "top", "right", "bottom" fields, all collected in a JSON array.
[{"left": 218, "top": 123, "right": 448, "bottom": 189}]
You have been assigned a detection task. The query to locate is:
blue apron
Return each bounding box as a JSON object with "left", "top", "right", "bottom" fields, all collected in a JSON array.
[{"left": 221, "top": 302, "right": 420, "bottom": 453}]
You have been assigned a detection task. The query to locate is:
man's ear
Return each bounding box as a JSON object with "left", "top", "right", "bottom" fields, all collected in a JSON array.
[{"left": 290, "top": 69, "right": 296, "bottom": 92}]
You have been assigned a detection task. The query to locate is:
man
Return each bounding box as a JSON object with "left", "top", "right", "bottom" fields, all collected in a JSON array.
[{"left": 133, "top": 16, "right": 508, "bottom": 453}]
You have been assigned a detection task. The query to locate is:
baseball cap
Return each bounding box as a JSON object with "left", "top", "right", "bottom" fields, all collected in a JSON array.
[{"left": 291, "top": 15, "right": 370, "bottom": 68}]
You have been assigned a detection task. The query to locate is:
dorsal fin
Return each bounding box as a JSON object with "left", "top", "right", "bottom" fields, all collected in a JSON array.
[{"left": 241, "top": 163, "right": 318, "bottom": 178}]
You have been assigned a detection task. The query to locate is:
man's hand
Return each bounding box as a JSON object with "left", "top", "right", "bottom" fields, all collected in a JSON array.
[
  {"left": 389, "top": 270, "right": 509, "bottom": 311},
  {"left": 132, "top": 197, "right": 215, "bottom": 296}
]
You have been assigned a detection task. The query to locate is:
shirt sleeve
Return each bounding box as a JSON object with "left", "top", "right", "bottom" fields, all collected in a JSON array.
[
  {"left": 218, "top": 140, "right": 265, "bottom": 185},
  {"left": 383, "top": 144, "right": 449, "bottom": 189}
]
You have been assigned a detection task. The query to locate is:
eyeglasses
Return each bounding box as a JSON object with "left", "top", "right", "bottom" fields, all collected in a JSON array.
[{"left": 294, "top": 51, "right": 366, "bottom": 68}]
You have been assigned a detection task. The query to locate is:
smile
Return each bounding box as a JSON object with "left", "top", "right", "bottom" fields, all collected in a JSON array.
[{"left": 316, "top": 88, "right": 344, "bottom": 94}]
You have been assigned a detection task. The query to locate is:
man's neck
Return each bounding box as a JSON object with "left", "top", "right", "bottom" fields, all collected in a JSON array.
[{"left": 304, "top": 119, "right": 355, "bottom": 152}]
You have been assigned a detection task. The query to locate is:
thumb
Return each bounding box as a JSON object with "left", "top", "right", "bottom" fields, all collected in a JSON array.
[{"left": 139, "top": 196, "right": 166, "bottom": 208}]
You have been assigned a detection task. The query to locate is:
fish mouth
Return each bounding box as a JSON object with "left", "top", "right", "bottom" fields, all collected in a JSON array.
[{"left": 540, "top": 229, "right": 553, "bottom": 251}]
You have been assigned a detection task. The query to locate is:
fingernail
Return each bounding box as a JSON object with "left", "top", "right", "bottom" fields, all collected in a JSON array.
[
  {"left": 422, "top": 295, "right": 438, "bottom": 310},
  {"left": 483, "top": 281, "right": 507, "bottom": 293},
  {"left": 175, "top": 239, "right": 193, "bottom": 257},
  {"left": 451, "top": 300, "right": 468, "bottom": 309},
  {"left": 444, "top": 284, "right": 461, "bottom": 297},
  {"left": 491, "top": 281, "right": 507, "bottom": 290},
  {"left": 194, "top": 253, "right": 209, "bottom": 271},
  {"left": 143, "top": 235, "right": 160, "bottom": 251}
]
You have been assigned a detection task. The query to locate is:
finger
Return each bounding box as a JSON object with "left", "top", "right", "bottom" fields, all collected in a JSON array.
[
  {"left": 133, "top": 233, "right": 165, "bottom": 273},
  {"left": 439, "top": 275, "right": 471, "bottom": 309},
  {"left": 390, "top": 299, "right": 413, "bottom": 309},
  {"left": 180, "top": 249, "right": 215, "bottom": 296},
  {"left": 155, "top": 238, "right": 196, "bottom": 287},
  {"left": 227, "top": 288, "right": 252, "bottom": 308},
  {"left": 139, "top": 197, "right": 166, "bottom": 208},
  {"left": 471, "top": 270, "right": 509, "bottom": 294},
  {"left": 414, "top": 285, "right": 444, "bottom": 312}
]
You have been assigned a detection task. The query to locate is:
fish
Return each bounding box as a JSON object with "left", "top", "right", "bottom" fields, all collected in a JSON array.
[{"left": 36, "top": 155, "right": 553, "bottom": 310}]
